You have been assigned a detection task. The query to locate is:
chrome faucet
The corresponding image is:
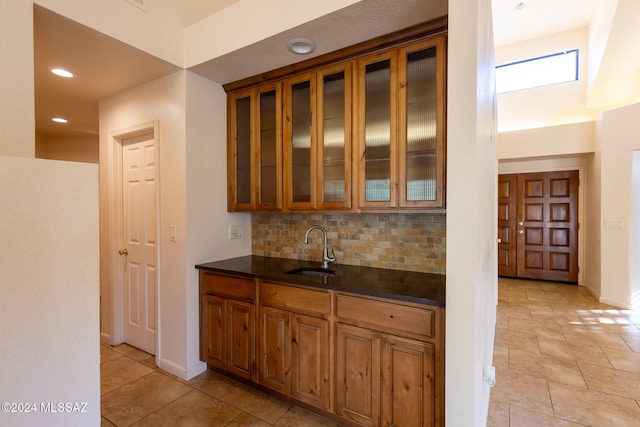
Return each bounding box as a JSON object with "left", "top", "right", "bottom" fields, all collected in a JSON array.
[{"left": 304, "top": 225, "right": 336, "bottom": 269}]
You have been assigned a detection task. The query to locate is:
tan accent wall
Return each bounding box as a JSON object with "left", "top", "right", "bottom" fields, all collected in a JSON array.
[{"left": 252, "top": 213, "right": 446, "bottom": 274}]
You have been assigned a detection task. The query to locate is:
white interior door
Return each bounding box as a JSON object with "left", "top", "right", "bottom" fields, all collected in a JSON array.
[{"left": 121, "top": 132, "right": 157, "bottom": 355}]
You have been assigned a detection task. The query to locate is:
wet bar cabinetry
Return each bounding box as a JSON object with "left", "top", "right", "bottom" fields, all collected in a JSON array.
[
  {"left": 225, "top": 21, "right": 446, "bottom": 213},
  {"left": 197, "top": 256, "right": 445, "bottom": 426}
]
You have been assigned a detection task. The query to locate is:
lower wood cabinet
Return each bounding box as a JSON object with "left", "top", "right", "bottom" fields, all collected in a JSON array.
[
  {"left": 199, "top": 272, "right": 444, "bottom": 426},
  {"left": 335, "top": 324, "right": 436, "bottom": 427},
  {"left": 259, "top": 282, "right": 331, "bottom": 410},
  {"left": 199, "top": 272, "right": 256, "bottom": 380},
  {"left": 335, "top": 323, "right": 381, "bottom": 426}
]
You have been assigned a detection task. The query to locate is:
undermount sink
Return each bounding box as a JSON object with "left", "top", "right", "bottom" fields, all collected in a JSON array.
[{"left": 285, "top": 267, "right": 336, "bottom": 277}]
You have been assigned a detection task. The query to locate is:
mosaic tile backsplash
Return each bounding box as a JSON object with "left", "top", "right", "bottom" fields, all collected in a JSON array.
[{"left": 252, "top": 213, "right": 446, "bottom": 274}]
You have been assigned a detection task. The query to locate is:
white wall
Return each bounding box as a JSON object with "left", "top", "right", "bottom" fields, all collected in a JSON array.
[
  {"left": 34, "top": 0, "right": 184, "bottom": 67},
  {"left": 0, "top": 157, "right": 100, "bottom": 427},
  {"left": 498, "top": 121, "right": 594, "bottom": 160},
  {"left": 446, "top": 0, "right": 498, "bottom": 425},
  {"left": 184, "top": 71, "right": 252, "bottom": 375},
  {"left": 599, "top": 102, "right": 640, "bottom": 308}
]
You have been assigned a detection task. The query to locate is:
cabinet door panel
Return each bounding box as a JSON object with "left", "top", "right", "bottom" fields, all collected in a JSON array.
[
  {"left": 202, "top": 295, "right": 226, "bottom": 370},
  {"left": 259, "top": 307, "right": 290, "bottom": 393},
  {"left": 257, "top": 85, "right": 283, "bottom": 210},
  {"left": 228, "top": 300, "right": 255, "bottom": 380},
  {"left": 357, "top": 51, "right": 398, "bottom": 209},
  {"left": 381, "top": 335, "right": 435, "bottom": 427},
  {"left": 291, "top": 314, "right": 330, "bottom": 410},
  {"left": 335, "top": 323, "right": 380, "bottom": 427},
  {"left": 284, "top": 74, "right": 316, "bottom": 210},
  {"left": 228, "top": 90, "right": 254, "bottom": 210},
  {"left": 398, "top": 37, "right": 446, "bottom": 208},
  {"left": 318, "top": 63, "right": 352, "bottom": 210}
]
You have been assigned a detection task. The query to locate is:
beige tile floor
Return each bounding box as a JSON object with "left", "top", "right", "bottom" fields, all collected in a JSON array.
[
  {"left": 100, "top": 344, "right": 339, "bottom": 426},
  {"left": 102, "top": 277, "right": 640, "bottom": 426},
  {"left": 488, "top": 277, "right": 640, "bottom": 427}
]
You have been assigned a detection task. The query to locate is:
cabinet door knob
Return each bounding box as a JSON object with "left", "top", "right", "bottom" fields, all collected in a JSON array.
[
  {"left": 119, "top": 248, "right": 129, "bottom": 255},
  {"left": 518, "top": 230, "right": 524, "bottom": 234}
]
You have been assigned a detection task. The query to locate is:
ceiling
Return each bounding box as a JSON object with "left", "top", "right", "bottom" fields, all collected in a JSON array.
[{"left": 33, "top": 0, "right": 602, "bottom": 139}]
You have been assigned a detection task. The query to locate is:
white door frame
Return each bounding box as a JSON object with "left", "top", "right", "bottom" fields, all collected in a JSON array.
[{"left": 106, "top": 121, "right": 160, "bottom": 354}]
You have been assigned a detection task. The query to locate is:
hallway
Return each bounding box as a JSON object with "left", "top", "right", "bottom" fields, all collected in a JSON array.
[{"left": 488, "top": 278, "right": 640, "bottom": 426}]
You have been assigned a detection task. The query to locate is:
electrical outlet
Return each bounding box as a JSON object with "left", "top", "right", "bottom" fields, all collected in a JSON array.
[{"left": 229, "top": 224, "right": 244, "bottom": 239}]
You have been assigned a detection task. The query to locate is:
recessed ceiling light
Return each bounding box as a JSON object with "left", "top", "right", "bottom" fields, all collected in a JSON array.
[
  {"left": 287, "top": 38, "right": 316, "bottom": 55},
  {"left": 515, "top": 2, "right": 527, "bottom": 10},
  {"left": 51, "top": 68, "right": 74, "bottom": 78},
  {"left": 52, "top": 117, "right": 68, "bottom": 123}
]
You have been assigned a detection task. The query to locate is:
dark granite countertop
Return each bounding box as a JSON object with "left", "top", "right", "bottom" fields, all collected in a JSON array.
[{"left": 195, "top": 255, "right": 445, "bottom": 307}]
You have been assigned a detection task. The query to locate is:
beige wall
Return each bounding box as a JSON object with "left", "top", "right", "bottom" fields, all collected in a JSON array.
[
  {"left": 36, "top": 132, "right": 99, "bottom": 163},
  {"left": 0, "top": 3, "right": 101, "bottom": 426},
  {"left": 0, "top": 156, "right": 99, "bottom": 427},
  {"left": 0, "top": 1, "right": 35, "bottom": 157}
]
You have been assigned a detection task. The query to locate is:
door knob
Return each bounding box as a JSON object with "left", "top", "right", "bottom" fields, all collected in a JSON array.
[
  {"left": 496, "top": 238, "right": 502, "bottom": 243},
  {"left": 518, "top": 230, "right": 524, "bottom": 234},
  {"left": 119, "top": 248, "right": 129, "bottom": 255},
  {"left": 518, "top": 221, "right": 524, "bottom": 226}
]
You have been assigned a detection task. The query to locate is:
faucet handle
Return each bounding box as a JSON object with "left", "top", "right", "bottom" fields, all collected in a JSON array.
[{"left": 327, "top": 248, "right": 336, "bottom": 264}]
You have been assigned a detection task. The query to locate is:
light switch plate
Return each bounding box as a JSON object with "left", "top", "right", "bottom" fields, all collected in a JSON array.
[
  {"left": 229, "top": 224, "right": 244, "bottom": 239},
  {"left": 604, "top": 219, "right": 624, "bottom": 230}
]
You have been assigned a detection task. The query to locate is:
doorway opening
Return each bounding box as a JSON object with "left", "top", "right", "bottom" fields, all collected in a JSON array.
[
  {"left": 105, "top": 123, "right": 159, "bottom": 356},
  {"left": 498, "top": 170, "right": 579, "bottom": 283}
]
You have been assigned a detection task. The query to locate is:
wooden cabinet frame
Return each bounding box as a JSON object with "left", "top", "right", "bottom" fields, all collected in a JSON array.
[{"left": 225, "top": 20, "right": 447, "bottom": 213}]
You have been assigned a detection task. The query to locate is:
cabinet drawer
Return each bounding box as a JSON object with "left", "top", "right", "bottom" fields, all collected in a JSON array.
[
  {"left": 260, "top": 282, "right": 330, "bottom": 317},
  {"left": 336, "top": 294, "right": 435, "bottom": 338},
  {"left": 201, "top": 272, "right": 255, "bottom": 302}
]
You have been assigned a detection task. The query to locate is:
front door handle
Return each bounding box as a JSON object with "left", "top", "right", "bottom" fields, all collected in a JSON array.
[{"left": 119, "top": 248, "right": 129, "bottom": 255}]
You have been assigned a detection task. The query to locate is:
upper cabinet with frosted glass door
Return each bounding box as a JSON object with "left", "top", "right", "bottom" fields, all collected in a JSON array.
[
  {"left": 225, "top": 21, "right": 447, "bottom": 213},
  {"left": 283, "top": 64, "right": 352, "bottom": 211},
  {"left": 227, "top": 83, "right": 282, "bottom": 211},
  {"left": 357, "top": 36, "right": 446, "bottom": 210}
]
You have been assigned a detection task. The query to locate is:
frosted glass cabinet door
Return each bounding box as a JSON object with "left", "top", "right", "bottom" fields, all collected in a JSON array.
[
  {"left": 357, "top": 51, "right": 398, "bottom": 209},
  {"left": 258, "top": 86, "right": 282, "bottom": 210},
  {"left": 284, "top": 73, "right": 316, "bottom": 210},
  {"left": 356, "top": 36, "right": 446, "bottom": 210},
  {"left": 235, "top": 96, "right": 252, "bottom": 205},
  {"left": 317, "top": 63, "right": 351, "bottom": 210},
  {"left": 399, "top": 37, "right": 446, "bottom": 209},
  {"left": 228, "top": 89, "right": 254, "bottom": 210},
  {"left": 227, "top": 83, "right": 282, "bottom": 211}
]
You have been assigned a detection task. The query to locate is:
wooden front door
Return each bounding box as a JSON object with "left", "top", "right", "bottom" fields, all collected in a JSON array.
[{"left": 498, "top": 170, "right": 579, "bottom": 283}]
